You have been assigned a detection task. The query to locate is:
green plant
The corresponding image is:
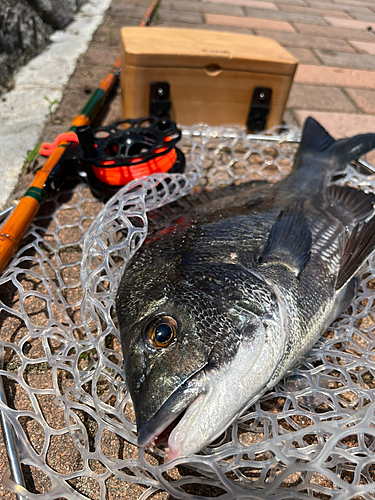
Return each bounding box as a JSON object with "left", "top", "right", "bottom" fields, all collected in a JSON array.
[
  {"left": 44, "top": 95, "right": 59, "bottom": 122},
  {"left": 24, "top": 142, "right": 42, "bottom": 171},
  {"left": 79, "top": 348, "right": 97, "bottom": 361}
]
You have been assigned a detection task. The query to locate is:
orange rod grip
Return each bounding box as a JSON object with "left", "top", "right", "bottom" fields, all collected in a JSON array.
[
  {"left": 71, "top": 115, "right": 91, "bottom": 128},
  {"left": 0, "top": 196, "right": 40, "bottom": 274},
  {"left": 30, "top": 144, "right": 68, "bottom": 189}
]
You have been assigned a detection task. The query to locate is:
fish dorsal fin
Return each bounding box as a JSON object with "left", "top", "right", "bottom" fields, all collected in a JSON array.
[
  {"left": 336, "top": 216, "right": 375, "bottom": 290},
  {"left": 299, "top": 117, "right": 336, "bottom": 155},
  {"left": 329, "top": 185, "right": 375, "bottom": 223},
  {"left": 259, "top": 201, "right": 312, "bottom": 276},
  {"left": 295, "top": 117, "right": 375, "bottom": 167}
]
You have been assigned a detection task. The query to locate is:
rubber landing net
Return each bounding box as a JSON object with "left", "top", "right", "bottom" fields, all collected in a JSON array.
[{"left": 1, "top": 124, "right": 375, "bottom": 500}]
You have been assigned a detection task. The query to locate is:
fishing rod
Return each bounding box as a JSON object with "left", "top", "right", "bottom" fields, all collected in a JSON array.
[
  {"left": 0, "top": 0, "right": 161, "bottom": 276},
  {"left": 0, "top": 1, "right": 161, "bottom": 498}
]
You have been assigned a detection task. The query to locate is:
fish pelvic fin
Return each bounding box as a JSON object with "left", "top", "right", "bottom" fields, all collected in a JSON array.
[
  {"left": 336, "top": 215, "right": 375, "bottom": 290},
  {"left": 259, "top": 200, "right": 312, "bottom": 276},
  {"left": 294, "top": 117, "right": 375, "bottom": 169}
]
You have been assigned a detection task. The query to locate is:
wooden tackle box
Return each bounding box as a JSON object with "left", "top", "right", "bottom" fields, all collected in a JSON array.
[{"left": 120, "top": 27, "right": 298, "bottom": 131}]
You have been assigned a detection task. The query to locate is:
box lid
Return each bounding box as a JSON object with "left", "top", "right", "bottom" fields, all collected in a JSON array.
[{"left": 121, "top": 27, "right": 298, "bottom": 76}]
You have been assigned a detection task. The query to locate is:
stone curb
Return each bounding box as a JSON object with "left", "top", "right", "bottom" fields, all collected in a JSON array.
[{"left": 0, "top": 0, "right": 112, "bottom": 210}]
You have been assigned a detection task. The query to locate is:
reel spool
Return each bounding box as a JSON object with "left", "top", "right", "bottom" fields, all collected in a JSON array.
[{"left": 75, "top": 116, "right": 185, "bottom": 197}]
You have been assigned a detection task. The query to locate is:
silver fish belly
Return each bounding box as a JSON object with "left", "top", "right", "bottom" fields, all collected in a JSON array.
[{"left": 116, "top": 118, "right": 375, "bottom": 462}]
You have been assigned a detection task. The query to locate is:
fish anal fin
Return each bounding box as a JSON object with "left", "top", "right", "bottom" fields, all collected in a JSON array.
[
  {"left": 335, "top": 277, "right": 358, "bottom": 316},
  {"left": 336, "top": 216, "right": 375, "bottom": 290},
  {"left": 329, "top": 185, "right": 375, "bottom": 223},
  {"left": 259, "top": 202, "right": 312, "bottom": 276}
]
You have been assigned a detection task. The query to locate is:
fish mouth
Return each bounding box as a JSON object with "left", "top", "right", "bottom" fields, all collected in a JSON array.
[
  {"left": 137, "top": 376, "right": 205, "bottom": 457},
  {"left": 139, "top": 405, "right": 188, "bottom": 450}
]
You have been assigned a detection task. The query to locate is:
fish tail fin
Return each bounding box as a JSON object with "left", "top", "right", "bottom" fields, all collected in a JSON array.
[{"left": 294, "top": 117, "right": 375, "bottom": 170}]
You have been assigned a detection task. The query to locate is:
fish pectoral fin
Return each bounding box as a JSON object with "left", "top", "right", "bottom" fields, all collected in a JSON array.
[
  {"left": 336, "top": 216, "right": 375, "bottom": 290},
  {"left": 259, "top": 201, "right": 312, "bottom": 276},
  {"left": 329, "top": 185, "right": 375, "bottom": 223}
]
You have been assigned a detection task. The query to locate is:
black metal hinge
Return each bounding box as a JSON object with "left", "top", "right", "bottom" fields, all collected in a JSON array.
[
  {"left": 247, "top": 87, "right": 272, "bottom": 132},
  {"left": 149, "top": 81, "right": 171, "bottom": 118}
]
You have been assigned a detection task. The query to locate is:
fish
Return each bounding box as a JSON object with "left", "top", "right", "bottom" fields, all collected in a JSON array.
[{"left": 115, "top": 117, "right": 375, "bottom": 462}]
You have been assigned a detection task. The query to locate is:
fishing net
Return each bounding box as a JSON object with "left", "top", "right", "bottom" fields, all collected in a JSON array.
[{"left": 1, "top": 124, "right": 375, "bottom": 500}]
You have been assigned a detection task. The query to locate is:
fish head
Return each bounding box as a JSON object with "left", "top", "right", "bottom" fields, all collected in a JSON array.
[{"left": 116, "top": 253, "right": 280, "bottom": 462}]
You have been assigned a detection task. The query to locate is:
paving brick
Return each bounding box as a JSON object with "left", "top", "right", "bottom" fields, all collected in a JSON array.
[
  {"left": 65, "top": 64, "right": 112, "bottom": 93},
  {"left": 136, "top": 0, "right": 167, "bottom": 6},
  {"left": 255, "top": 30, "right": 357, "bottom": 52},
  {"left": 294, "top": 64, "right": 375, "bottom": 89},
  {"left": 204, "top": 0, "right": 278, "bottom": 9},
  {"left": 349, "top": 41, "right": 375, "bottom": 55},
  {"left": 158, "top": 20, "right": 240, "bottom": 30},
  {"left": 324, "top": 17, "right": 375, "bottom": 32},
  {"left": 157, "top": 9, "right": 204, "bottom": 24},
  {"left": 305, "top": 2, "right": 348, "bottom": 12},
  {"left": 242, "top": 8, "right": 328, "bottom": 25},
  {"left": 205, "top": 13, "right": 295, "bottom": 31},
  {"left": 294, "top": 110, "right": 375, "bottom": 140},
  {"left": 332, "top": 0, "right": 375, "bottom": 7},
  {"left": 293, "top": 23, "right": 375, "bottom": 42},
  {"left": 285, "top": 47, "right": 319, "bottom": 63},
  {"left": 162, "top": 0, "right": 245, "bottom": 17},
  {"left": 283, "top": 109, "right": 299, "bottom": 127},
  {"left": 80, "top": 45, "right": 118, "bottom": 67},
  {"left": 103, "top": 0, "right": 156, "bottom": 6},
  {"left": 106, "top": 3, "right": 150, "bottom": 16},
  {"left": 345, "top": 7, "right": 375, "bottom": 13},
  {"left": 276, "top": 4, "right": 352, "bottom": 19},
  {"left": 346, "top": 88, "right": 375, "bottom": 113},
  {"left": 93, "top": 15, "right": 140, "bottom": 47},
  {"left": 314, "top": 49, "right": 375, "bottom": 71},
  {"left": 286, "top": 84, "right": 356, "bottom": 111},
  {"left": 270, "top": 0, "right": 307, "bottom": 4},
  {"left": 186, "top": 22, "right": 256, "bottom": 34},
  {"left": 347, "top": 9, "right": 375, "bottom": 22}
]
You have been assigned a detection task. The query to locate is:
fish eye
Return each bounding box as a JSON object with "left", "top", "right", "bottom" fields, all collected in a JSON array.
[{"left": 145, "top": 315, "right": 178, "bottom": 349}]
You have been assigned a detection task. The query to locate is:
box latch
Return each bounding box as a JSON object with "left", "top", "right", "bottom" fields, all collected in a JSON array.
[
  {"left": 149, "top": 82, "right": 171, "bottom": 118},
  {"left": 247, "top": 87, "right": 272, "bottom": 131}
]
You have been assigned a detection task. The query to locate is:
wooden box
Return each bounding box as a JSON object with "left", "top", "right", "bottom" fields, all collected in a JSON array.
[{"left": 120, "top": 27, "right": 298, "bottom": 130}]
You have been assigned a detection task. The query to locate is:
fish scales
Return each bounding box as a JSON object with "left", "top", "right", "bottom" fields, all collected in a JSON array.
[{"left": 116, "top": 118, "right": 375, "bottom": 462}]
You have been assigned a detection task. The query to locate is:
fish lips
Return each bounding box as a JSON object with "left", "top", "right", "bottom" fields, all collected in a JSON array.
[{"left": 137, "top": 374, "right": 206, "bottom": 448}]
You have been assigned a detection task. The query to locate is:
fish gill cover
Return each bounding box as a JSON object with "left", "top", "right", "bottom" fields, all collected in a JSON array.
[{"left": 1, "top": 122, "right": 375, "bottom": 499}]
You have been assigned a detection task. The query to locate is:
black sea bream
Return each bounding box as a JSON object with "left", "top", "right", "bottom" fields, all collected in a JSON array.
[{"left": 116, "top": 118, "right": 375, "bottom": 462}]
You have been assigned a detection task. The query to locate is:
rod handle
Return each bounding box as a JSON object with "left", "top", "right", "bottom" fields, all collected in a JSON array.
[{"left": 0, "top": 197, "right": 40, "bottom": 274}]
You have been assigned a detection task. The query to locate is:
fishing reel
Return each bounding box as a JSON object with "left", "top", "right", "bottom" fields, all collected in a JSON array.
[{"left": 75, "top": 116, "right": 185, "bottom": 197}]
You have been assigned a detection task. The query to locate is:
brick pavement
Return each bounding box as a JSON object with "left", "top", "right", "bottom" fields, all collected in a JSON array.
[{"left": 154, "top": 0, "right": 375, "bottom": 145}]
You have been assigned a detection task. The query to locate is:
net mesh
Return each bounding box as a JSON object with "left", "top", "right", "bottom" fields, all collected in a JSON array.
[{"left": 1, "top": 124, "right": 375, "bottom": 500}]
